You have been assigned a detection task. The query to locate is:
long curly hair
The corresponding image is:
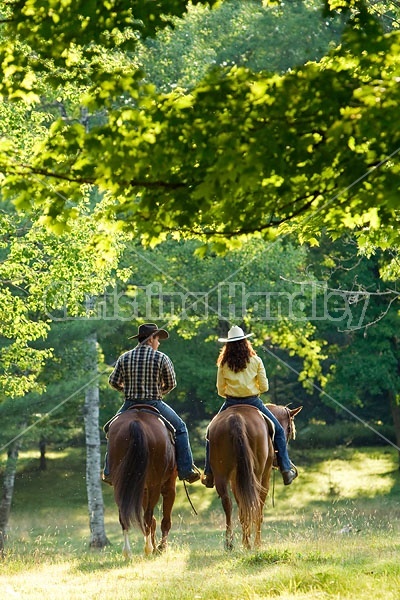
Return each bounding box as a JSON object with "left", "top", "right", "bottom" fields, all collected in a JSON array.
[{"left": 217, "top": 339, "right": 256, "bottom": 373}]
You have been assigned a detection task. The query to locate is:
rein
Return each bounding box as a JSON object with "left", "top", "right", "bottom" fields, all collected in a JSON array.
[
  {"left": 183, "top": 481, "right": 198, "bottom": 515},
  {"left": 271, "top": 468, "right": 276, "bottom": 508},
  {"left": 271, "top": 407, "right": 294, "bottom": 510},
  {"left": 284, "top": 406, "right": 294, "bottom": 441}
]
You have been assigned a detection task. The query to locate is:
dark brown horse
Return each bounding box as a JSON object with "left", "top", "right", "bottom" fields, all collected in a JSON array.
[
  {"left": 207, "top": 403, "right": 302, "bottom": 550},
  {"left": 107, "top": 407, "right": 177, "bottom": 556}
]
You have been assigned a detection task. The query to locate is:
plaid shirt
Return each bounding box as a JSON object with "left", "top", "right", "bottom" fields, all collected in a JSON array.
[{"left": 108, "top": 344, "right": 176, "bottom": 401}]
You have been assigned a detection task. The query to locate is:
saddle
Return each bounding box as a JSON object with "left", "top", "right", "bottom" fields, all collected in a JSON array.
[
  {"left": 103, "top": 403, "right": 176, "bottom": 442},
  {"left": 205, "top": 406, "right": 275, "bottom": 440},
  {"left": 260, "top": 412, "right": 275, "bottom": 439}
]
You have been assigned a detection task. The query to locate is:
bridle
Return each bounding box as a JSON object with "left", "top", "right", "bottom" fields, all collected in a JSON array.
[
  {"left": 271, "top": 407, "right": 295, "bottom": 507},
  {"left": 283, "top": 406, "right": 295, "bottom": 442}
]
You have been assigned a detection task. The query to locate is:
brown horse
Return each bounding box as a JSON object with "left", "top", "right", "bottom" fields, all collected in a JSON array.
[
  {"left": 207, "top": 403, "right": 302, "bottom": 550},
  {"left": 107, "top": 407, "right": 177, "bottom": 557}
]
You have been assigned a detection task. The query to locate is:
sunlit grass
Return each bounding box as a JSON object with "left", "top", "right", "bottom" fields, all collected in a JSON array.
[
  {"left": 1, "top": 445, "right": 400, "bottom": 599},
  {"left": 2, "top": 536, "right": 400, "bottom": 600}
]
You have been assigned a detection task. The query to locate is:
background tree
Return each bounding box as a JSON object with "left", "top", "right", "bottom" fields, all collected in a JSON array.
[
  {"left": 0, "top": 0, "right": 398, "bottom": 421},
  {"left": 83, "top": 331, "right": 109, "bottom": 548},
  {"left": 1, "top": 2, "right": 399, "bottom": 547},
  {"left": 0, "top": 1, "right": 398, "bottom": 266},
  {"left": 0, "top": 188, "right": 125, "bottom": 546},
  {"left": 138, "top": 0, "right": 345, "bottom": 91},
  {"left": 307, "top": 235, "right": 400, "bottom": 461}
]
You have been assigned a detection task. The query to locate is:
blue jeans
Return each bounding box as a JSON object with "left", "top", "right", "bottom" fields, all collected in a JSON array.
[
  {"left": 104, "top": 400, "right": 195, "bottom": 479},
  {"left": 204, "top": 396, "right": 292, "bottom": 474}
]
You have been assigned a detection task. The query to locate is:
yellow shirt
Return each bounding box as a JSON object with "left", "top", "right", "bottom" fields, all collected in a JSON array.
[{"left": 217, "top": 355, "right": 269, "bottom": 398}]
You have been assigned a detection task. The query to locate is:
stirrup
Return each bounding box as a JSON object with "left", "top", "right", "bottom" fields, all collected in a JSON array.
[
  {"left": 180, "top": 465, "right": 201, "bottom": 483},
  {"left": 201, "top": 473, "right": 214, "bottom": 488}
]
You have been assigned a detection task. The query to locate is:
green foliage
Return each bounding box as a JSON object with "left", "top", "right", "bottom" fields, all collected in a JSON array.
[
  {"left": 138, "top": 0, "right": 345, "bottom": 91},
  {"left": 0, "top": 0, "right": 211, "bottom": 79},
  {"left": 0, "top": 0, "right": 399, "bottom": 436},
  {"left": 2, "top": 9, "right": 399, "bottom": 254},
  {"left": 0, "top": 51, "right": 127, "bottom": 401},
  {"left": 305, "top": 235, "right": 400, "bottom": 424},
  {"left": 0, "top": 0, "right": 398, "bottom": 259},
  {"left": 0, "top": 189, "right": 125, "bottom": 397}
]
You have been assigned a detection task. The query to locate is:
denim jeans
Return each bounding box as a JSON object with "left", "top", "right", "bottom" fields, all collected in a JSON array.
[
  {"left": 204, "top": 396, "right": 292, "bottom": 474},
  {"left": 104, "top": 400, "right": 195, "bottom": 479}
]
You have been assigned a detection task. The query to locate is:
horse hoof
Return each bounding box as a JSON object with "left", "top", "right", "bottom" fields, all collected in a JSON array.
[{"left": 225, "top": 542, "right": 234, "bottom": 551}]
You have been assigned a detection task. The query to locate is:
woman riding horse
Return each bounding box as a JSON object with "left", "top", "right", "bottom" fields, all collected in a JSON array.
[
  {"left": 202, "top": 325, "right": 298, "bottom": 488},
  {"left": 206, "top": 401, "right": 301, "bottom": 549}
]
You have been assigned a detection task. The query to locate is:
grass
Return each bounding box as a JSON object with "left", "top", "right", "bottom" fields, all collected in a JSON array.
[{"left": 1, "top": 445, "right": 400, "bottom": 599}]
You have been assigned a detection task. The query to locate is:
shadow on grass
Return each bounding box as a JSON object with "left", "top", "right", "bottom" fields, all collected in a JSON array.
[{"left": 6, "top": 444, "right": 400, "bottom": 573}]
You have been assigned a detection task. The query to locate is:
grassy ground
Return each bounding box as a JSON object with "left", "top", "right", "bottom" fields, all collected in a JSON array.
[{"left": 1, "top": 445, "right": 400, "bottom": 599}]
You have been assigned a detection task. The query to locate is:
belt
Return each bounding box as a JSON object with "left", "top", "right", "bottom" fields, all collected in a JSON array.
[
  {"left": 226, "top": 395, "right": 259, "bottom": 401},
  {"left": 125, "top": 398, "right": 162, "bottom": 403}
]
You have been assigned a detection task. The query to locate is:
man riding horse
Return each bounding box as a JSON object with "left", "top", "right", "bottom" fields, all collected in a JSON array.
[{"left": 103, "top": 322, "right": 201, "bottom": 485}]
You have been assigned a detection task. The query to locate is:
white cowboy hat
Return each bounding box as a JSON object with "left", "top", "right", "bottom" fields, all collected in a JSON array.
[{"left": 218, "top": 325, "right": 254, "bottom": 343}]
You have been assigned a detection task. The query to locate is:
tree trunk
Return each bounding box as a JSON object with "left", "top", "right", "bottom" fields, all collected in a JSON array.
[
  {"left": 0, "top": 428, "right": 26, "bottom": 557},
  {"left": 389, "top": 390, "right": 400, "bottom": 470},
  {"left": 39, "top": 437, "right": 46, "bottom": 471},
  {"left": 83, "top": 332, "right": 110, "bottom": 548}
]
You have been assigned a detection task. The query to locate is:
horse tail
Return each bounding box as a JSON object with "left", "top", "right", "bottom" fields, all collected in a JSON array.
[
  {"left": 229, "top": 412, "right": 262, "bottom": 528},
  {"left": 114, "top": 420, "right": 148, "bottom": 534}
]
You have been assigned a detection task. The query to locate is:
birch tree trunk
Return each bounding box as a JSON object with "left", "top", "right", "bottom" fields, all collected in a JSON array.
[
  {"left": 0, "top": 426, "right": 26, "bottom": 557},
  {"left": 83, "top": 331, "right": 110, "bottom": 548}
]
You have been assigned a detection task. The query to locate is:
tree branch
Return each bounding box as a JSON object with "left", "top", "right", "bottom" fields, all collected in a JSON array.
[{"left": 0, "top": 164, "right": 188, "bottom": 189}]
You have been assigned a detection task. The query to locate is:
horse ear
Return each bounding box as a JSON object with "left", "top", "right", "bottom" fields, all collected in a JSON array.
[{"left": 289, "top": 406, "right": 303, "bottom": 418}]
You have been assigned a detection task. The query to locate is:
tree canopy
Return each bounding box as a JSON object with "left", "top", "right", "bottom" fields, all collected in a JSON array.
[
  {"left": 0, "top": 0, "right": 398, "bottom": 262},
  {"left": 137, "top": 1, "right": 346, "bottom": 91},
  {"left": 0, "top": 0, "right": 399, "bottom": 428},
  {"left": 4, "top": 0, "right": 399, "bottom": 548}
]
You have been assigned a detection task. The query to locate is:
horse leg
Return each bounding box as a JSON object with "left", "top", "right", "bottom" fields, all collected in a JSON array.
[
  {"left": 216, "top": 478, "right": 233, "bottom": 551},
  {"left": 253, "top": 504, "right": 263, "bottom": 549},
  {"left": 122, "top": 529, "right": 132, "bottom": 559},
  {"left": 254, "top": 465, "right": 271, "bottom": 548},
  {"left": 157, "top": 480, "right": 176, "bottom": 553},
  {"left": 119, "top": 511, "right": 133, "bottom": 558},
  {"left": 239, "top": 511, "right": 252, "bottom": 550},
  {"left": 143, "top": 509, "right": 156, "bottom": 556},
  {"left": 143, "top": 527, "right": 154, "bottom": 555},
  {"left": 149, "top": 515, "right": 157, "bottom": 555},
  {"left": 223, "top": 494, "right": 233, "bottom": 551}
]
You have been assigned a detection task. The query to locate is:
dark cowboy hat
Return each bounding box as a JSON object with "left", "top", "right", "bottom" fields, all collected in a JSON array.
[{"left": 129, "top": 323, "right": 169, "bottom": 340}]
